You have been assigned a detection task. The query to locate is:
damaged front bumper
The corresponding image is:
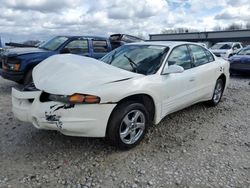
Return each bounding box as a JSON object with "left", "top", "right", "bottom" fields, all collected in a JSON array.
[{"left": 12, "top": 88, "right": 116, "bottom": 137}]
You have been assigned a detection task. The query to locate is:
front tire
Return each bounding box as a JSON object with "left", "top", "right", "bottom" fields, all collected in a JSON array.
[
  {"left": 107, "top": 101, "right": 149, "bottom": 150},
  {"left": 206, "top": 79, "right": 224, "bottom": 107}
]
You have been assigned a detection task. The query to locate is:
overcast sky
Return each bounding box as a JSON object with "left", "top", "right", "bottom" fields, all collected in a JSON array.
[{"left": 0, "top": 0, "right": 249, "bottom": 43}]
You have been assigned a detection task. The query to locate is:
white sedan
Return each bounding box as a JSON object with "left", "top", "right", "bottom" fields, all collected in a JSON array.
[{"left": 12, "top": 41, "right": 230, "bottom": 149}]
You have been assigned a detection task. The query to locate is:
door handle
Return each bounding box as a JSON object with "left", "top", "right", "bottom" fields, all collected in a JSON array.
[{"left": 189, "top": 77, "right": 195, "bottom": 82}]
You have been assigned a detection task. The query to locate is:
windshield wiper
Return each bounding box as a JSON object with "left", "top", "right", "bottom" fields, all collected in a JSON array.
[{"left": 123, "top": 54, "right": 138, "bottom": 73}]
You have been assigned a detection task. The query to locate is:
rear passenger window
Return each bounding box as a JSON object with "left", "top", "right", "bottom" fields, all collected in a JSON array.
[
  {"left": 64, "top": 39, "right": 88, "bottom": 54},
  {"left": 93, "top": 40, "right": 108, "bottom": 53},
  {"left": 204, "top": 50, "right": 215, "bottom": 62},
  {"left": 189, "top": 45, "right": 209, "bottom": 66}
]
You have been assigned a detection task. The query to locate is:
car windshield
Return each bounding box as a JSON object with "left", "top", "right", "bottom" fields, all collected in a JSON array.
[
  {"left": 237, "top": 48, "right": 250, "bottom": 55},
  {"left": 211, "top": 43, "right": 232, "bottom": 50},
  {"left": 100, "top": 45, "right": 168, "bottom": 75},
  {"left": 38, "top": 36, "right": 69, "bottom": 51}
]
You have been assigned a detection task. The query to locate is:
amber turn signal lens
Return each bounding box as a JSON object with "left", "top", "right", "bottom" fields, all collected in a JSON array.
[
  {"left": 68, "top": 94, "right": 100, "bottom": 104},
  {"left": 85, "top": 95, "right": 100, "bottom": 103},
  {"left": 14, "top": 64, "right": 20, "bottom": 71},
  {"left": 69, "top": 94, "right": 85, "bottom": 103}
]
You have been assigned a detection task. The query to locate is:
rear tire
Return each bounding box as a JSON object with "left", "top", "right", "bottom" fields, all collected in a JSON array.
[
  {"left": 107, "top": 101, "right": 149, "bottom": 150},
  {"left": 206, "top": 79, "right": 224, "bottom": 107}
]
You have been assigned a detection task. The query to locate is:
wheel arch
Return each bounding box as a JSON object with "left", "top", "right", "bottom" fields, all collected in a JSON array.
[
  {"left": 218, "top": 73, "right": 226, "bottom": 92},
  {"left": 106, "top": 93, "right": 156, "bottom": 136},
  {"left": 25, "top": 61, "right": 39, "bottom": 74}
]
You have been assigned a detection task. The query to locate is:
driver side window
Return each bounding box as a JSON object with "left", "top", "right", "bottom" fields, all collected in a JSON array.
[{"left": 167, "top": 45, "right": 192, "bottom": 70}]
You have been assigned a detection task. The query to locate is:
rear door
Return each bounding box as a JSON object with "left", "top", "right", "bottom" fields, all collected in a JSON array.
[
  {"left": 63, "top": 38, "right": 90, "bottom": 56},
  {"left": 188, "top": 44, "right": 218, "bottom": 100},
  {"left": 91, "top": 39, "right": 109, "bottom": 59}
]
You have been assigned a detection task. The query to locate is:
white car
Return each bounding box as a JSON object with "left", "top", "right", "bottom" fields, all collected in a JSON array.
[
  {"left": 12, "top": 42, "right": 230, "bottom": 149},
  {"left": 210, "top": 42, "right": 243, "bottom": 59}
]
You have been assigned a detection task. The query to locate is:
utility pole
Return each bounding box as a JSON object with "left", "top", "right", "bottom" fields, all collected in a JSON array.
[{"left": 0, "top": 36, "right": 2, "bottom": 48}]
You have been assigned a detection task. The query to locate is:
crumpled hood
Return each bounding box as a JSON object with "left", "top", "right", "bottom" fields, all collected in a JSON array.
[
  {"left": 33, "top": 54, "right": 141, "bottom": 95},
  {"left": 3, "top": 47, "right": 48, "bottom": 57}
]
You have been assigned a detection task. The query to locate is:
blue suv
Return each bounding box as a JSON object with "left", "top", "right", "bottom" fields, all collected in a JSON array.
[{"left": 1, "top": 36, "right": 112, "bottom": 85}]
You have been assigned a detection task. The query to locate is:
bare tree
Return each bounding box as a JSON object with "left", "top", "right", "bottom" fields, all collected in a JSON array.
[
  {"left": 246, "top": 22, "right": 250, "bottom": 29},
  {"left": 161, "top": 27, "right": 198, "bottom": 34},
  {"left": 224, "top": 23, "right": 243, "bottom": 31},
  {"left": 161, "top": 29, "right": 176, "bottom": 34},
  {"left": 213, "top": 25, "right": 222, "bottom": 31},
  {"left": 135, "top": 33, "right": 146, "bottom": 40}
]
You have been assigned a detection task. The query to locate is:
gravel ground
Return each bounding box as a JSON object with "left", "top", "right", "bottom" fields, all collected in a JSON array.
[{"left": 0, "top": 76, "right": 250, "bottom": 188}]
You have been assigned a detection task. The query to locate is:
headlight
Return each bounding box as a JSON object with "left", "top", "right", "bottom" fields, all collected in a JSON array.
[
  {"left": 6, "top": 64, "right": 20, "bottom": 71},
  {"left": 48, "top": 93, "right": 100, "bottom": 104},
  {"left": 2, "top": 57, "right": 21, "bottom": 71},
  {"left": 3, "top": 63, "right": 20, "bottom": 71}
]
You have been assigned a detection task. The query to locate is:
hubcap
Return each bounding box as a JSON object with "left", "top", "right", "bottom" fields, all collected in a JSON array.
[
  {"left": 213, "top": 81, "right": 223, "bottom": 103},
  {"left": 119, "top": 110, "right": 145, "bottom": 145}
]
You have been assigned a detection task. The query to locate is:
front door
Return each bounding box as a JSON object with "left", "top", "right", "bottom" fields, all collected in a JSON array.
[{"left": 160, "top": 45, "right": 197, "bottom": 117}]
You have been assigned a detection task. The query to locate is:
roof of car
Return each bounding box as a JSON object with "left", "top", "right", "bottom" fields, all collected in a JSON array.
[
  {"left": 59, "top": 35, "right": 108, "bottom": 40},
  {"left": 215, "top": 42, "right": 239, "bottom": 44},
  {"left": 126, "top": 41, "right": 194, "bottom": 47}
]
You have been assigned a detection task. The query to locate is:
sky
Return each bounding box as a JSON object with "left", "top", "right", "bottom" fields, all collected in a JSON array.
[{"left": 0, "top": 0, "right": 249, "bottom": 43}]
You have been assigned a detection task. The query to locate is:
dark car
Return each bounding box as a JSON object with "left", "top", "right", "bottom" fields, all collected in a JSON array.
[
  {"left": 0, "top": 36, "right": 113, "bottom": 85},
  {"left": 109, "top": 34, "right": 144, "bottom": 49},
  {"left": 229, "top": 46, "right": 250, "bottom": 75}
]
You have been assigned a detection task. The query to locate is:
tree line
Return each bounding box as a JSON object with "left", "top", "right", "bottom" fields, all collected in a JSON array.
[{"left": 161, "top": 22, "right": 250, "bottom": 34}]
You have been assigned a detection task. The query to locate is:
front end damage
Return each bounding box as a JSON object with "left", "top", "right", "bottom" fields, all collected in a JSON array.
[{"left": 12, "top": 88, "right": 116, "bottom": 137}]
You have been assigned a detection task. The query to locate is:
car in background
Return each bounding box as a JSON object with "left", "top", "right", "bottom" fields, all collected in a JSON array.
[
  {"left": 0, "top": 36, "right": 113, "bottom": 85},
  {"left": 210, "top": 42, "right": 243, "bottom": 59},
  {"left": 109, "top": 34, "right": 144, "bottom": 49},
  {"left": 228, "top": 45, "right": 250, "bottom": 75},
  {"left": 12, "top": 41, "right": 229, "bottom": 149}
]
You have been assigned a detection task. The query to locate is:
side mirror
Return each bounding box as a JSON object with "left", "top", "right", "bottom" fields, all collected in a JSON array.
[{"left": 162, "top": 64, "right": 184, "bottom": 75}]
